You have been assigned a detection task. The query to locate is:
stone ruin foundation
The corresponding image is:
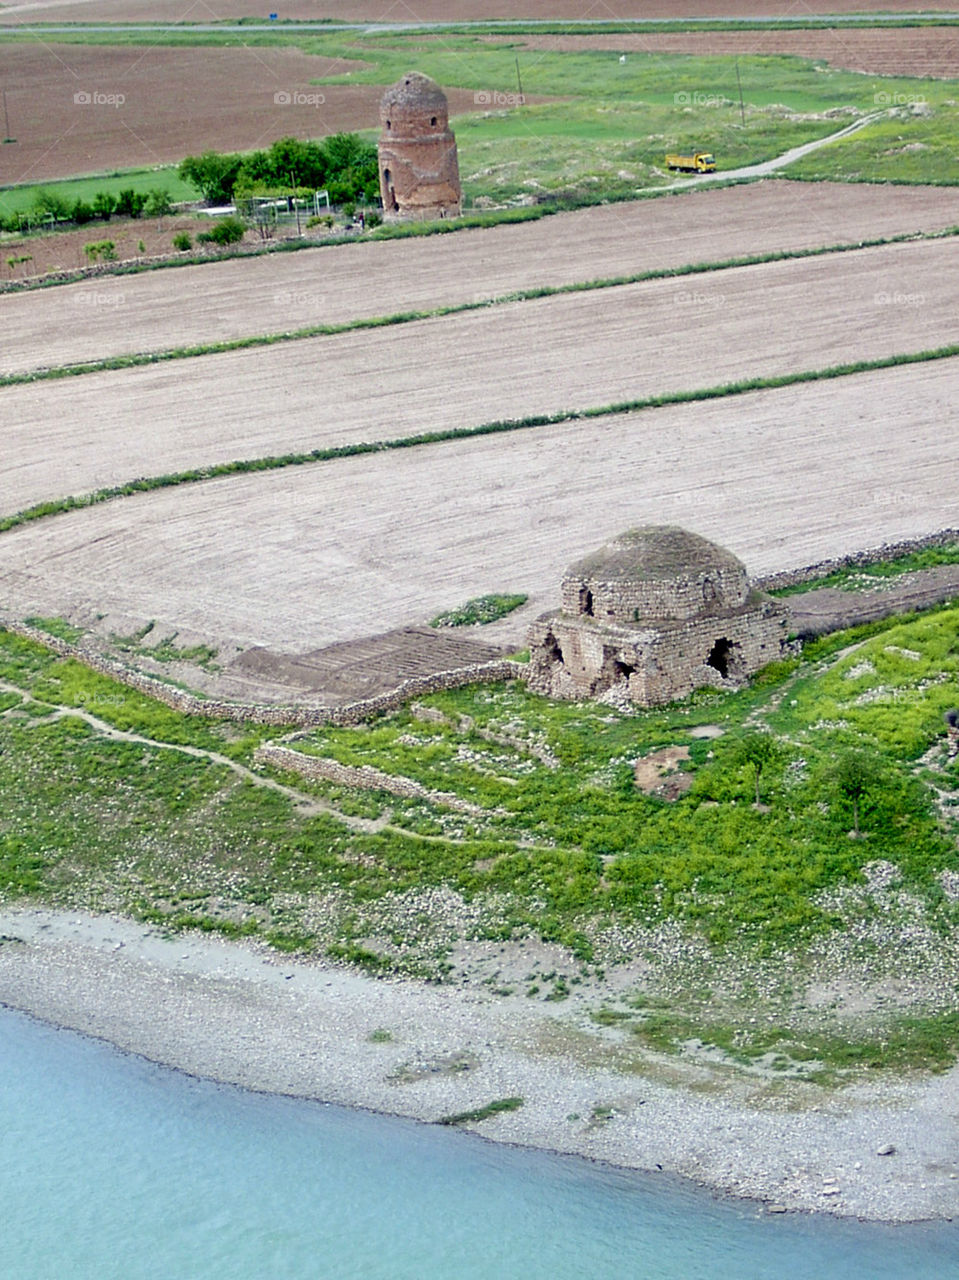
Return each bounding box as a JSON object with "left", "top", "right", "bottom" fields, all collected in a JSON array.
[
  {"left": 527, "top": 526, "right": 790, "bottom": 706},
  {"left": 378, "top": 71, "right": 462, "bottom": 221}
]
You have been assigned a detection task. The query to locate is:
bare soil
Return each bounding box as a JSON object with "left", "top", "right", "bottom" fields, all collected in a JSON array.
[
  {"left": 1, "top": 235, "right": 955, "bottom": 517},
  {"left": 0, "top": 213, "right": 216, "bottom": 278},
  {"left": 0, "top": 43, "right": 482, "bottom": 184},
  {"left": 787, "top": 564, "right": 959, "bottom": 637},
  {"left": 0, "top": 0, "right": 952, "bottom": 23},
  {"left": 501, "top": 27, "right": 959, "bottom": 79},
  {"left": 4, "top": 181, "right": 959, "bottom": 374},
  {"left": 0, "top": 358, "right": 955, "bottom": 700},
  {"left": 231, "top": 627, "right": 506, "bottom": 704}
]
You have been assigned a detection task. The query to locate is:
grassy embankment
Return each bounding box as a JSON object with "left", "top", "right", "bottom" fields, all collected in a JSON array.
[{"left": 2, "top": 573, "right": 958, "bottom": 1081}]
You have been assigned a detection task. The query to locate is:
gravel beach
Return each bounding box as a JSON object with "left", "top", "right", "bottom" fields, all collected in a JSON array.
[{"left": 1, "top": 906, "right": 957, "bottom": 1222}]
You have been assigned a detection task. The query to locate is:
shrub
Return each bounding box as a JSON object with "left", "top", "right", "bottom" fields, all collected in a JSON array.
[
  {"left": 83, "top": 240, "right": 116, "bottom": 262},
  {"left": 196, "top": 216, "right": 245, "bottom": 247},
  {"left": 172, "top": 231, "right": 192, "bottom": 252},
  {"left": 71, "top": 199, "right": 95, "bottom": 225}
]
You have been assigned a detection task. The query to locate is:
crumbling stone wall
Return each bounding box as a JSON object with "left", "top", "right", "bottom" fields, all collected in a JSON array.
[
  {"left": 254, "top": 743, "right": 485, "bottom": 813},
  {"left": 2, "top": 619, "right": 520, "bottom": 728},
  {"left": 528, "top": 598, "right": 788, "bottom": 705},
  {"left": 378, "top": 72, "right": 461, "bottom": 221}
]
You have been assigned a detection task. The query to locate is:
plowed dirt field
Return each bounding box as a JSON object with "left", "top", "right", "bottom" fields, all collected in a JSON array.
[
  {"left": 0, "top": 0, "right": 951, "bottom": 23},
  {"left": 501, "top": 28, "right": 959, "bottom": 79},
  {"left": 0, "top": 43, "right": 482, "bottom": 184},
  {"left": 4, "top": 182, "right": 958, "bottom": 376},
  {"left": 2, "top": 236, "right": 955, "bottom": 516},
  {"left": 0, "top": 360, "right": 954, "bottom": 682}
]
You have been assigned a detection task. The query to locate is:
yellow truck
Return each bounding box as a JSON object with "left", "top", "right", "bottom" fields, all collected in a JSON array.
[{"left": 665, "top": 151, "right": 716, "bottom": 173}]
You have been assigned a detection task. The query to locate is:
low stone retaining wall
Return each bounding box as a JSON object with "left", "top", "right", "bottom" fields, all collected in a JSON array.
[
  {"left": 3, "top": 527, "right": 956, "bottom": 725},
  {"left": 0, "top": 618, "right": 523, "bottom": 727},
  {"left": 754, "top": 529, "right": 959, "bottom": 592},
  {"left": 254, "top": 743, "right": 486, "bottom": 814}
]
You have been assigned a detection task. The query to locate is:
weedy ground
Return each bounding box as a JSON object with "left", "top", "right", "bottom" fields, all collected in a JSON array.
[{"left": 1, "top": 588, "right": 958, "bottom": 1083}]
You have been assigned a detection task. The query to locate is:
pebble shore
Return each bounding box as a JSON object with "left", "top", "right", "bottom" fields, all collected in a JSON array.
[{"left": 1, "top": 906, "right": 957, "bottom": 1222}]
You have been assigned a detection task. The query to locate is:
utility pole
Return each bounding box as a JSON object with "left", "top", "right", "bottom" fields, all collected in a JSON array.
[
  {"left": 516, "top": 57, "right": 524, "bottom": 105},
  {"left": 735, "top": 60, "right": 745, "bottom": 126},
  {"left": 289, "top": 170, "right": 301, "bottom": 235}
]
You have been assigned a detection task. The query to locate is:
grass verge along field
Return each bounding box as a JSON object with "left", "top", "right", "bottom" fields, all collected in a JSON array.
[{"left": 0, "top": 358, "right": 955, "bottom": 668}]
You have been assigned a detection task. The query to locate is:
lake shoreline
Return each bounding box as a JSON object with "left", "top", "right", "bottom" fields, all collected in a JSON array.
[{"left": 1, "top": 905, "right": 957, "bottom": 1223}]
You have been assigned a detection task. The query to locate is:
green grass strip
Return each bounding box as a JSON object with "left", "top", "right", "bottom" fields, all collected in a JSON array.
[
  {"left": 2, "top": 226, "right": 956, "bottom": 389},
  {"left": 2, "top": 342, "right": 957, "bottom": 538},
  {"left": 438, "top": 1097, "right": 524, "bottom": 1126}
]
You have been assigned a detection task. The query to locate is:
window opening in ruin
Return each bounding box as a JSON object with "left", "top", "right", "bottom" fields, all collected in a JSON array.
[
  {"left": 386, "top": 120, "right": 391, "bottom": 130},
  {"left": 706, "top": 637, "right": 742, "bottom": 679},
  {"left": 430, "top": 116, "right": 437, "bottom": 126},
  {"left": 579, "top": 587, "right": 594, "bottom": 617},
  {"left": 545, "top": 635, "right": 565, "bottom": 666},
  {"left": 614, "top": 660, "right": 635, "bottom": 681}
]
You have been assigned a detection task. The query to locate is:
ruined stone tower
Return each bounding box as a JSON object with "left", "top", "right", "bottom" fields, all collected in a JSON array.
[
  {"left": 527, "top": 526, "right": 789, "bottom": 706},
  {"left": 378, "top": 72, "right": 462, "bottom": 221}
]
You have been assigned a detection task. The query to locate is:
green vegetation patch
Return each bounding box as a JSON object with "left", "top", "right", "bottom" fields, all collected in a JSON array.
[
  {"left": 772, "top": 540, "right": 959, "bottom": 597},
  {"left": 1, "top": 605, "right": 958, "bottom": 1071},
  {"left": 430, "top": 594, "right": 528, "bottom": 628},
  {"left": 438, "top": 1096, "right": 524, "bottom": 1126}
]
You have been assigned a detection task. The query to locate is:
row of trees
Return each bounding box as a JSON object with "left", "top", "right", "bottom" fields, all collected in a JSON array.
[
  {"left": 5, "top": 186, "right": 175, "bottom": 234},
  {"left": 178, "top": 133, "right": 379, "bottom": 206}
]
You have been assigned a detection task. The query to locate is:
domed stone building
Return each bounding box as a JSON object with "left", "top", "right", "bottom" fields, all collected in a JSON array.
[
  {"left": 527, "top": 526, "right": 789, "bottom": 706},
  {"left": 378, "top": 72, "right": 462, "bottom": 221}
]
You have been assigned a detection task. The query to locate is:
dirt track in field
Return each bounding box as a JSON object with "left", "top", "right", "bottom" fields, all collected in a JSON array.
[
  {"left": 503, "top": 27, "right": 959, "bottom": 79},
  {"left": 1, "top": 235, "right": 956, "bottom": 516},
  {"left": 1, "top": 0, "right": 952, "bottom": 24},
  {"left": 4, "top": 182, "right": 959, "bottom": 377},
  {"left": 0, "top": 44, "right": 485, "bottom": 184},
  {"left": 0, "top": 359, "right": 955, "bottom": 685}
]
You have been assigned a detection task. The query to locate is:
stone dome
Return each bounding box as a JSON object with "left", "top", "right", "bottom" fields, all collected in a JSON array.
[
  {"left": 561, "top": 526, "right": 750, "bottom": 624},
  {"left": 380, "top": 72, "right": 450, "bottom": 134}
]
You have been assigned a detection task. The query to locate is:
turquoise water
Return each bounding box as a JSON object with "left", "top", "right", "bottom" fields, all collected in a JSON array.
[{"left": 1, "top": 1007, "right": 958, "bottom": 1280}]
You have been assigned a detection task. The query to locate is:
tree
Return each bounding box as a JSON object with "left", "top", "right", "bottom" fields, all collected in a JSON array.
[
  {"left": 32, "top": 188, "right": 72, "bottom": 222},
  {"left": 733, "top": 730, "right": 779, "bottom": 806},
  {"left": 91, "top": 191, "right": 116, "bottom": 221},
  {"left": 179, "top": 151, "right": 244, "bottom": 204},
  {"left": 114, "top": 188, "right": 148, "bottom": 219},
  {"left": 832, "top": 749, "right": 880, "bottom": 838}
]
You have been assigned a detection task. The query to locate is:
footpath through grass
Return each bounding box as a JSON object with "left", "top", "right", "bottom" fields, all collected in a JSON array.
[{"left": 1, "top": 602, "right": 958, "bottom": 1077}]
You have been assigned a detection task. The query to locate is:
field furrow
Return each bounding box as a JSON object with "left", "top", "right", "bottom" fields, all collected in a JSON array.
[
  {"left": 1, "top": 359, "right": 955, "bottom": 677},
  {"left": 3, "top": 182, "right": 957, "bottom": 376},
  {"left": 1, "top": 237, "right": 956, "bottom": 517}
]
